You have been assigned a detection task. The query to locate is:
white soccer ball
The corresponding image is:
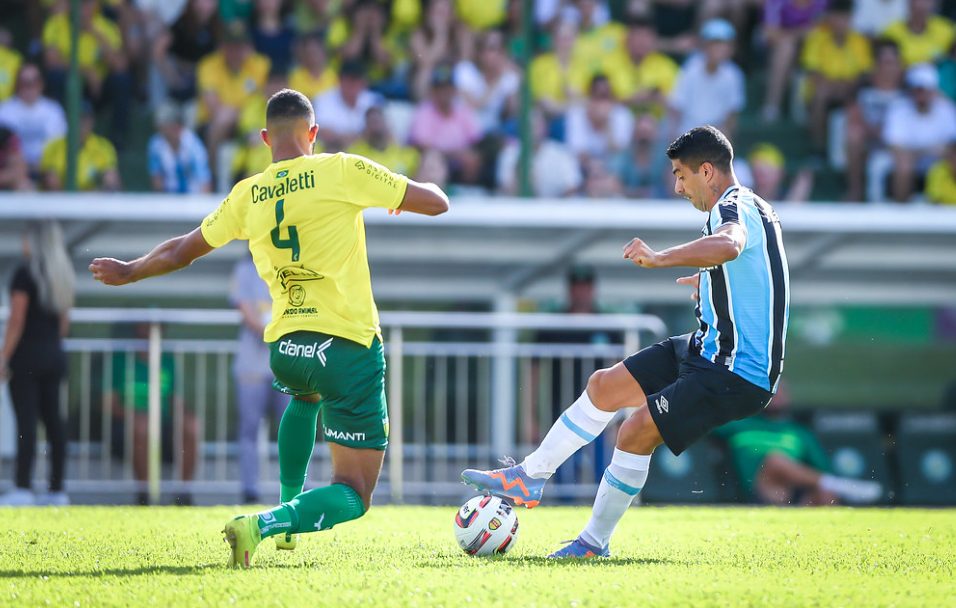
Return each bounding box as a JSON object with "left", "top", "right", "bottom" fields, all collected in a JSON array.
[{"left": 453, "top": 495, "right": 519, "bottom": 556}]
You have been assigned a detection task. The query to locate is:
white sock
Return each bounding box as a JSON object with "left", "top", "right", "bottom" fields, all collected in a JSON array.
[
  {"left": 521, "top": 391, "right": 617, "bottom": 479},
  {"left": 819, "top": 474, "right": 882, "bottom": 504},
  {"left": 580, "top": 449, "right": 651, "bottom": 550}
]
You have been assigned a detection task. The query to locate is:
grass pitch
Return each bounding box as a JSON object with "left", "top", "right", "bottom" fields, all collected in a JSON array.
[{"left": 1, "top": 506, "right": 953, "bottom": 607}]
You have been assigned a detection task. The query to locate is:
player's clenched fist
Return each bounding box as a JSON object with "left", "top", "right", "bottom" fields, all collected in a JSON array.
[
  {"left": 623, "top": 237, "right": 659, "bottom": 268},
  {"left": 89, "top": 258, "right": 133, "bottom": 286}
]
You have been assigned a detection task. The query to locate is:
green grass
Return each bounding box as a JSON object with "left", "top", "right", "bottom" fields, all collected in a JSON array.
[{"left": 2, "top": 506, "right": 954, "bottom": 607}]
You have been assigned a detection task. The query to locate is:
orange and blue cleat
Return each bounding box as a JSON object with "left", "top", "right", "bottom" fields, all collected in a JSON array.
[
  {"left": 460, "top": 457, "right": 545, "bottom": 508},
  {"left": 547, "top": 537, "right": 610, "bottom": 559}
]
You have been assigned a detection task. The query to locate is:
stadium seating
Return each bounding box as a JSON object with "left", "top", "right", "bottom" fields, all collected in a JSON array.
[
  {"left": 895, "top": 413, "right": 956, "bottom": 506},
  {"left": 812, "top": 411, "right": 893, "bottom": 504}
]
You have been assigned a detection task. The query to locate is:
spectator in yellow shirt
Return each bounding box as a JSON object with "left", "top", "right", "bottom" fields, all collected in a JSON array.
[
  {"left": 883, "top": 0, "right": 955, "bottom": 65},
  {"left": 196, "top": 20, "right": 270, "bottom": 178},
  {"left": 530, "top": 20, "right": 587, "bottom": 120},
  {"left": 801, "top": 0, "right": 873, "bottom": 151},
  {"left": 41, "top": 0, "right": 131, "bottom": 145},
  {"left": 0, "top": 28, "right": 23, "bottom": 102},
  {"left": 289, "top": 34, "right": 339, "bottom": 101},
  {"left": 348, "top": 105, "right": 421, "bottom": 176},
  {"left": 925, "top": 141, "right": 956, "bottom": 204},
  {"left": 456, "top": 0, "right": 507, "bottom": 31},
  {"left": 39, "top": 104, "right": 120, "bottom": 192},
  {"left": 607, "top": 18, "right": 679, "bottom": 113},
  {"left": 571, "top": 2, "right": 626, "bottom": 86}
]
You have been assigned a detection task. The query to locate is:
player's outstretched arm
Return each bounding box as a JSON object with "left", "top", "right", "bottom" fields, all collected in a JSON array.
[
  {"left": 394, "top": 180, "right": 450, "bottom": 216},
  {"left": 624, "top": 223, "right": 746, "bottom": 269},
  {"left": 89, "top": 227, "right": 215, "bottom": 286}
]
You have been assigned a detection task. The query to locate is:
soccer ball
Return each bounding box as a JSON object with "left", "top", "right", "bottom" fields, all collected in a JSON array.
[{"left": 453, "top": 495, "right": 519, "bottom": 556}]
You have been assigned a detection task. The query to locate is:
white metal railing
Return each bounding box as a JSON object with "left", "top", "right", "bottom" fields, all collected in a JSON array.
[{"left": 0, "top": 308, "right": 666, "bottom": 504}]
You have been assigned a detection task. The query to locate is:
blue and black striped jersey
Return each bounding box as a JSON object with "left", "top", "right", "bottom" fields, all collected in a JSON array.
[{"left": 691, "top": 185, "right": 790, "bottom": 393}]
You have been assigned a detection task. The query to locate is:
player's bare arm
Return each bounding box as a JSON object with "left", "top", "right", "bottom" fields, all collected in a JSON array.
[
  {"left": 623, "top": 223, "right": 746, "bottom": 269},
  {"left": 89, "top": 227, "right": 214, "bottom": 286},
  {"left": 390, "top": 180, "right": 450, "bottom": 216}
]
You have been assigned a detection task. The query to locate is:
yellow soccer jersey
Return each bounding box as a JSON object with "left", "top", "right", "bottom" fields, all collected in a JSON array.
[
  {"left": 201, "top": 153, "right": 409, "bottom": 346},
  {"left": 883, "top": 16, "right": 955, "bottom": 65}
]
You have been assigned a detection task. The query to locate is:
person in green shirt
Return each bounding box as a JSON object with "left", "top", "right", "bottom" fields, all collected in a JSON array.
[
  {"left": 108, "top": 323, "right": 198, "bottom": 505},
  {"left": 713, "top": 396, "right": 881, "bottom": 505}
]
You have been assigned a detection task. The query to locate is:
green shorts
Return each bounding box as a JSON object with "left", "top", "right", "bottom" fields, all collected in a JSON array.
[{"left": 269, "top": 331, "right": 388, "bottom": 450}]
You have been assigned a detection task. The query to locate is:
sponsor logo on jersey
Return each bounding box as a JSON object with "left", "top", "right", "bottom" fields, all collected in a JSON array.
[
  {"left": 656, "top": 395, "right": 669, "bottom": 414},
  {"left": 278, "top": 337, "right": 333, "bottom": 366},
  {"left": 325, "top": 428, "right": 366, "bottom": 442},
  {"left": 251, "top": 169, "right": 316, "bottom": 203}
]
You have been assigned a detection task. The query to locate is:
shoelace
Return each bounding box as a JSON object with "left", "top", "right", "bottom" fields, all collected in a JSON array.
[{"left": 498, "top": 456, "right": 517, "bottom": 468}]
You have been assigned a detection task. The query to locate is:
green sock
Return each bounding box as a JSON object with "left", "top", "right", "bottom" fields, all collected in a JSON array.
[
  {"left": 257, "top": 483, "right": 365, "bottom": 538},
  {"left": 277, "top": 398, "right": 320, "bottom": 503}
]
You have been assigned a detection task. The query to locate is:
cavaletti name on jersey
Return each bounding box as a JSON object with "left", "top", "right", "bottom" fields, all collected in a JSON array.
[{"left": 251, "top": 170, "right": 316, "bottom": 204}]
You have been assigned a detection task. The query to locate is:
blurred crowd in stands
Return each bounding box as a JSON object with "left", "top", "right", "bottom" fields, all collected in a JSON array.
[{"left": 1, "top": 0, "right": 956, "bottom": 204}]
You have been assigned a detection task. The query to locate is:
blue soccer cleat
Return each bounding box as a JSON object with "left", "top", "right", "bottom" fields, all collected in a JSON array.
[
  {"left": 460, "top": 457, "right": 546, "bottom": 508},
  {"left": 547, "top": 537, "right": 610, "bottom": 559}
]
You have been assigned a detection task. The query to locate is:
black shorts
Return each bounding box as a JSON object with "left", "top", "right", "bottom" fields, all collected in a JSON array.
[{"left": 623, "top": 334, "right": 774, "bottom": 456}]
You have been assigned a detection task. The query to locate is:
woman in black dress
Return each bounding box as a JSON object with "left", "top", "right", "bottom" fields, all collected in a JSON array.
[{"left": 0, "top": 221, "right": 74, "bottom": 506}]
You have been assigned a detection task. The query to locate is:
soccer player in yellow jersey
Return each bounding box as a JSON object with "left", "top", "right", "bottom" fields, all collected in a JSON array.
[{"left": 89, "top": 88, "right": 449, "bottom": 568}]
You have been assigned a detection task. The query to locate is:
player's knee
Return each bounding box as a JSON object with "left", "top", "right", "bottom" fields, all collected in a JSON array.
[
  {"left": 616, "top": 407, "right": 662, "bottom": 453},
  {"left": 586, "top": 368, "right": 615, "bottom": 410},
  {"left": 332, "top": 476, "right": 373, "bottom": 512}
]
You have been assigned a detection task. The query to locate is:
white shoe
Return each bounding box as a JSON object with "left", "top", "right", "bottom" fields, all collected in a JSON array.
[
  {"left": 37, "top": 491, "right": 70, "bottom": 506},
  {"left": 0, "top": 488, "right": 36, "bottom": 506}
]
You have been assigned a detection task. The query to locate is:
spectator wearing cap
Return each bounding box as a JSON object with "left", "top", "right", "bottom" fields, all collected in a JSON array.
[
  {"left": 0, "top": 126, "right": 32, "bottom": 191},
  {"left": 761, "top": 0, "right": 828, "bottom": 123},
  {"left": 251, "top": 0, "right": 297, "bottom": 75},
  {"left": 151, "top": 0, "right": 221, "bottom": 103},
  {"left": 883, "top": 0, "right": 955, "bottom": 66},
  {"left": 880, "top": 64, "right": 956, "bottom": 202},
  {"left": 289, "top": 34, "right": 339, "bottom": 101},
  {"left": 408, "top": 64, "right": 482, "bottom": 184},
  {"left": 0, "top": 64, "right": 67, "bottom": 176},
  {"left": 42, "top": 0, "right": 132, "bottom": 145},
  {"left": 845, "top": 40, "right": 905, "bottom": 201},
  {"left": 529, "top": 20, "right": 584, "bottom": 120},
  {"left": 800, "top": 0, "right": 873, "bottom": 153},
  {"left": 0, "top": 27, "right": 23, "bottom": 102},
  {"left": 348, "top": 105, "right": 420, "bottom": 177},
  {"left": 669, "top": 19, "right": 745, "bottom": 137},
  {"left": 925, "top": 140, "right": 956, "bottom": 204},
  {"left": 312, "top": 61, "right": 382, "bottom": 151},
  {"left": 196, "top": 20, "right": 270, "bottom": 174},
  {"left": 566, "top": 74, "right": 633, "bottom": 165},
  {"left": 455, "top": 30, "right": 521, "bottom": 134},
  {"left": 496, "top": 109, "right": 582, "bottom": 197},
  {"left": 147, "top": 103, "right": 211, "bottom": 194},
  {"left": 605, "top": 18, "right": 679, "bottom": 113},
  {"left": 39, "top": 104, "right": 120, "bottom": 192}
]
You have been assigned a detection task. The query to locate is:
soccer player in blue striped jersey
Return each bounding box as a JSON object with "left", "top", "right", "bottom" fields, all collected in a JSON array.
[{"left": 462, "top": 125, "right": 790, "bottom": 558}]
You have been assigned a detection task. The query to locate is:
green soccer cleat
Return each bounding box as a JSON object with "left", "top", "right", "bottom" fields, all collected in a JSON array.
[
  {"left": 274, "top": 532, "right": 298, "bottom": 551},
  {"left": 222, "top": 515, "right": 262, "bottom": 569}
]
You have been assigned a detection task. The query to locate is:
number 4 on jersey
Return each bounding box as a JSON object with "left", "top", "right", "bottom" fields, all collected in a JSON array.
[{"left": 271, "top": 198, "right": 300, "bottom": 262}]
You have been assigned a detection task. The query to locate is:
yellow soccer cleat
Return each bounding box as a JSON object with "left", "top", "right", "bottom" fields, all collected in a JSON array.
[
  {"left": 274, "top": 532, "right": 299, "bottom": 551},
  {"left": 222, "top": 515, "right": 262, "bottom": 569}
]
